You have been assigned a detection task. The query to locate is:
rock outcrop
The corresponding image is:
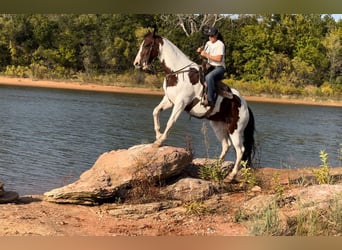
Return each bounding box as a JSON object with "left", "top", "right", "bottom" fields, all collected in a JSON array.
[
  {"left": 162, "top": 178, "right": 215, "bottom": 202},
  {"left": 44, "top": 144, "right": 193, "bottom": 205},
  {"left": 0, "top": 181, "right": 19, "bottom": 204}
]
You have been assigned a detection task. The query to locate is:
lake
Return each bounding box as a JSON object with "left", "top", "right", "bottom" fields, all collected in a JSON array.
[{"left": 0, "top": 85, "right": 341, "bottom": 195}]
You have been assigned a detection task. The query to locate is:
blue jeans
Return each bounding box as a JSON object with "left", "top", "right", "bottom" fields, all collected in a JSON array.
[{"left": 205, "top": 66, "right": 225, "bottom": 103}]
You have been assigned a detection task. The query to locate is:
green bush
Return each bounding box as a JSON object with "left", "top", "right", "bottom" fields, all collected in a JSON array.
[
  {"left": 312, "top": 150, "right": 331, "bottom": 185},
  {"left": 4, "top": 65, "right": 30, "bottom": 78}
]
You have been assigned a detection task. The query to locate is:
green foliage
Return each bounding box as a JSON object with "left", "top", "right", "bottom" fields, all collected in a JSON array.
[
  {"left": 0, "top": 14, "right": 340, "bottom": 94},
  {"left": 293, "top": 195, "right": 342, "bottom": 236},
  {"left": 312, "top": 150, "right": 331, "bottom": 184},
  {"left": 4, "top": 65, "right": 30, "bottom": 78},
  {"left": 249, "top": 202, "right": 283, "bottom": 236},
  {"left": 239, "top": 160, "right": 257, "bottom": 190},
  {"left": 248, "top": 195, "right": 342, "bottom": 236},
  {"left": 271, "top": 171, "right": 284, "bottom": 199},
  {"left": 225, "top": 79, "right": 341, "bottom": 99},
  {"left": 199, "top": 159, "right": 226, "bottom": 185},
  {"left": 183, "top": 200, "right": 210, "bottom": 216}
]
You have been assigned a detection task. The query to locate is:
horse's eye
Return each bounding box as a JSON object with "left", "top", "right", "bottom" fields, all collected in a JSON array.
[{"left": 144, "top": 43, "right": 151, "bottom": 48}]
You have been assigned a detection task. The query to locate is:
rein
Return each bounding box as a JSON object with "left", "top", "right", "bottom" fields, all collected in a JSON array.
[{"left": 165, "top": 63, "right": 197, "bottom": 78}]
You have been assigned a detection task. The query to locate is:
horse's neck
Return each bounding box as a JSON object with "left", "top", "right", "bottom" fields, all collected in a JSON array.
[{"left": 159, "top": 38, "right": 194, "bottom": 71}]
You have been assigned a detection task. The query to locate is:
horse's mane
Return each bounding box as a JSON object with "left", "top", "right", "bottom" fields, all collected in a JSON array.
[{"left": 160, "top": 36, "right": 193, "bottom": 64}]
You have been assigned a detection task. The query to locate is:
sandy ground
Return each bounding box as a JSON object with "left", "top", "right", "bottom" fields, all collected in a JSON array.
[
  {"left": 0, "top": 76, "right": 163, "bottom": 96},
  {"left": 0, "top": 76, "right": 341, "bottom": 107}
]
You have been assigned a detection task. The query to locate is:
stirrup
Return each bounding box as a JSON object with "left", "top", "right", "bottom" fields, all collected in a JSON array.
[{"left": 201, "top": 93, "right": 208, "bottom": 106}]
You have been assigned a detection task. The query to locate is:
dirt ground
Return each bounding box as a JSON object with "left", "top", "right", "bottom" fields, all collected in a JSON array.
[
  {"left": 0, "top": 193, "right": 248, "bottom": 236},
  {"left": 1, "top": 167, "right": 342, "bottom": 236}
]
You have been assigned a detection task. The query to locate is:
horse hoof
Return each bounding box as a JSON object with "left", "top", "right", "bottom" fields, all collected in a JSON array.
[
  {"left": 152, "top": 141, "right": 162, "bottom": 148},
  {"left": 223, "top": 174, "right": 235, "bottom": 183}
]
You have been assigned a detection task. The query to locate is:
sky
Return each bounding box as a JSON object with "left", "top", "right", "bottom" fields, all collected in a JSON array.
[{"left": 331, "top": 14, "right": 342, "bottom": 20}]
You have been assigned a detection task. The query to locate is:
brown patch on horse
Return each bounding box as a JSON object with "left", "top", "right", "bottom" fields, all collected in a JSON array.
[
  {"left": 140, "top": 32, "right": 164, "bottom": 66},
  {"left": 215, "top": 81, "right": 233, "bottom": 99},
  {"left": 161, "top": 60, "right": 178, "bottom": 87},
  {"left": 166, "top": 74, "right": 178, "bottom": 87},
  {"left": 208, "top": 95, "right": 242, "bottom": 134},
  {"left": 188, "top": 67, "right": 202, "bottom": 85},
  {"left": 145, "top": 32, "right": 164, "bottom": 61}
]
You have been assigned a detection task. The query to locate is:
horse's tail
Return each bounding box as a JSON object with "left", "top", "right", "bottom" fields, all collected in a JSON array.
[{"left": 242, "top": 106, "right": 255, "bottom": 167}]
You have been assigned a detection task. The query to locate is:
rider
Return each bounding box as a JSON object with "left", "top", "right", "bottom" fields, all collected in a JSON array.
[{"left": 197, "top": 26, "right": 226, "bottom": 108}]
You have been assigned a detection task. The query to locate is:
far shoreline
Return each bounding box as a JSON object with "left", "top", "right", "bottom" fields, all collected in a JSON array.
[{"left": 1, "top": 76, "right": 341, "bottom": 107}]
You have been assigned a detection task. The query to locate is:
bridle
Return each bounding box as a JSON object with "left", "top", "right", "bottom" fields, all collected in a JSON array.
[
  {"left": 138, "top": 33, "right": 199, "bottom": 80},
  {"left": 140, "top": 35, "right": 157, "bottom": 69}
]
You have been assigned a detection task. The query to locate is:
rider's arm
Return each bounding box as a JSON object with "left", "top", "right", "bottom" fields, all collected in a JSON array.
[{"left": 200, "top": 51, "right": 222, "bottom": 62}]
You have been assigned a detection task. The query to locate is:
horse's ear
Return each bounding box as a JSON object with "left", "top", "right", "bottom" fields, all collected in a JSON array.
[{"left": 152, "top": 24, "right": 158, "bottom": 37}]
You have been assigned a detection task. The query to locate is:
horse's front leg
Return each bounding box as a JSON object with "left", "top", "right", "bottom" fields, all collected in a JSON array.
[
  {"left": 152, "top": 95, "right": 173, "bottom": 141},
  {"left": 154, "top": 101, "right": 185, "bottom": 147}
]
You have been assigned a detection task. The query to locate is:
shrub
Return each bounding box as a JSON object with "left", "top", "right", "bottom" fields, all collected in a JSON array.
[
  {"left": 312, "top": 150, "right": 331, "bottom": 185},
  {"left": 271, "top": 171, "right": 284, "bottom": 199},
  {"left": 249, "top": 201, "right": 284, "bottom": 236},
  {"left": 199, "top": 159, "right": 226, "bottom": 185},
  {"left": 183, "top": 200, "right": 210, "bottom": 215},
  {"left": 239, "top": 160, "right": 257, "bottom": 191},
  {"left": 4, "top": 65, "right": 30, "bottom": 78}
]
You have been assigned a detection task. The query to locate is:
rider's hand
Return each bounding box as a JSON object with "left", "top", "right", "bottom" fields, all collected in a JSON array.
[{"left": 200, "top": 51, "right": 208, "bottom": 58}]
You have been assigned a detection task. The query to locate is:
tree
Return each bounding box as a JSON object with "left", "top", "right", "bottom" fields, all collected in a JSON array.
[
  {"left": 158, "top": 14, "right": 226, "bottom": 37},
  {"left": 322, "top": 27, "right": 342, "bottom": 83},
  {"left": 0, "top": 15, "right": 11, "bottom": 70}
]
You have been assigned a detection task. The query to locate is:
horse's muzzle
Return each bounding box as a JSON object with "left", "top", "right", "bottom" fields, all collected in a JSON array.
[
  {"left": 133, "top": 60, "right": 149, "bottom": 71},
  {"left": 133, "top": 60, "right": 141, "bottom": 69}
]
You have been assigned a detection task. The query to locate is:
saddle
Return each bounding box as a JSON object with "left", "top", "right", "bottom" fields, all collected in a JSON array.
[
  {"left": 199, "top": 63, "right": 234, "bottom": 105},
  {"left": 187, "top": 65, "right": 234, "bottom": 111}
]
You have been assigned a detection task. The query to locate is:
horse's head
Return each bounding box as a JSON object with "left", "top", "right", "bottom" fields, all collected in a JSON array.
[{"left": 133, "top": 30, "right": 162, "bottom": 71}]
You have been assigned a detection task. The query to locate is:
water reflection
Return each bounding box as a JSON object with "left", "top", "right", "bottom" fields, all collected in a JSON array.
[{"left": 0, "top": 85, "right": 341, "bottom": 195}]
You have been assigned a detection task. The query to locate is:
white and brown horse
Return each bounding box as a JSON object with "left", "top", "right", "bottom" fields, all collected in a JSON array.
[{"left": 133, "top": 30, "right": 255, "bottom": 180}]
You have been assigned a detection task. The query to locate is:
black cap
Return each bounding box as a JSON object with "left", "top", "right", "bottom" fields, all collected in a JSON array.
[{"left": 207, "top": 27, "right": 218, "bottom": 36}]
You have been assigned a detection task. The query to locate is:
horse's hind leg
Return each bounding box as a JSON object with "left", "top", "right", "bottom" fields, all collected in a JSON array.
[
  {"left": 225, "top": 131, "right": 245, "bottom": 182},
  {"left": 210, "top": 121, "right": 230, "bottom": 160},
  {"left": 153, "top": 95, "right": 173, "bottom": 142}
]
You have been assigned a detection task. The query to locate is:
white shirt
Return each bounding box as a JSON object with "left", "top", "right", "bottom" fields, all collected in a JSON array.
[{"left": 204, "top": 39, "right": 225, "bottom": 67}]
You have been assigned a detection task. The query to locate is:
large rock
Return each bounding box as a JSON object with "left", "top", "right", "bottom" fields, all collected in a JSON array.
[
  {"left": 162, "top": 177, "right": 215, "bottom": 202},
  {"left": 0, "top": 181, "right": 4, "bottom": 197},
  {"left": 0, "top": 181, "right": 19, "bottom": 204},
  {"left": 44, "top": 144, "right": 192, "bottom": 205}
]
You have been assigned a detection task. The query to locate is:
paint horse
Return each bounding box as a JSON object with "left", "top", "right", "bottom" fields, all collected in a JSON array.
[{"left": 133, "top": 30, "right": 255, "bottom": 181}]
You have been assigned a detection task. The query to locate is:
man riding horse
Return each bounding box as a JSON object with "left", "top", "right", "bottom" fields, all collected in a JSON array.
[{"left": 197, "top": 26, "right": 226, "bottom": 109}]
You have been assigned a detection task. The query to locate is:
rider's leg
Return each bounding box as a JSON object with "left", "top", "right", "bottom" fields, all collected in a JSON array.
[{"left": 205, "top": 66, "right": 225, "bottom": 107}]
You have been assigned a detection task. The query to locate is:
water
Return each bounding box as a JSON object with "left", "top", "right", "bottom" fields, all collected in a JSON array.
[{"left": 0, "top": 85, "right": 341, "bottom": 195}]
